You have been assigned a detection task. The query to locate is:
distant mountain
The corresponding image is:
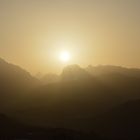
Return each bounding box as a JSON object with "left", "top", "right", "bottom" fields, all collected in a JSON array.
[
  {"left": 19, "top": 65, "right": 140, "bottom": 132},
  {"left": 0, "top": 58, "right": 39, "bottom": 89},
  {"left": 1, "top": 58, "right": 140, "bottom": 139},
  {"left": 36, "top": 72, "right": 44, "bottom": 79},
  {"left": 94, "top": 100, "right": 140, "bottom": 140},
  {"left": 60, "top": 64, "right": 140, "bottom": 83},
  {"left": 41, "top": 73, "right": 60, "bottom": 84},
  {"left": 86, "top": 65, "right": 140, "bottom": 78},
  {"left": 0, "top": 58, "right": 39, "bottom": 111},
  {"left": 40, "top": 65, "right": 92, "bottom": 84},
  {"left": 37, "top": 65, "right": 140, "bottom": 85},
  {"left": 61, "top": 64, "right": 92, "bottom": 81}
]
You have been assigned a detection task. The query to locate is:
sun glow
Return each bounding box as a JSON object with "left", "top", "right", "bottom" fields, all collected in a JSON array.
[{"left": 59, "top": 51, "right": 71, "bottom": 62}]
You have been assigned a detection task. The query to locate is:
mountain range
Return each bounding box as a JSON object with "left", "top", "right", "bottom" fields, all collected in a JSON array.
[{"left": 0, "top": 57, "right": 140, "bottom": 140}]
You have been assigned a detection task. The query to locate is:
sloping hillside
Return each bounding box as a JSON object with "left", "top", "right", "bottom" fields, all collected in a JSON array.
[
  {"left": 94, "top": 100, "right": 140, "bottom": 140},
  {"left": 0, "top": 58, "right": 39, "bottom": 111}
]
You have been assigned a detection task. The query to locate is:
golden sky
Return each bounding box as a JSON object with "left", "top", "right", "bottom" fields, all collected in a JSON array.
[{"left": 0, "top": 0, "right": 140, "bottom": 74}]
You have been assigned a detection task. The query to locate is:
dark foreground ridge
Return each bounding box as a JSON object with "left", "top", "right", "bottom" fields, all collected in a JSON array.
[{"left": 0, "top": 114, "right": 102, "bottom": 140}]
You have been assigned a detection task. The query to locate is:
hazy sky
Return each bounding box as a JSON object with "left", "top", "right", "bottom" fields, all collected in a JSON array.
[{"left": 0, "top": 0, "right": 140, "bottom": 74}]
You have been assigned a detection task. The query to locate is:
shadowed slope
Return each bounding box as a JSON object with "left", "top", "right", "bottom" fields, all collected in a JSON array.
[
  {"left": 0, "top": 57, "right": 39, "bottom": 111},
  {"left": 94, "top": 100, "right": 140, "bottom": 140}
]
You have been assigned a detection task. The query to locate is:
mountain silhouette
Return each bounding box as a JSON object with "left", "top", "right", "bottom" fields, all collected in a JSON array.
[
  {"left": 1, "top": 58, "right": 140, "bottom": 139},
  {"left": 61, "top": 64, "right": 92, "bottom": 81},
  {"left": 0, "top": 58, "right": 39, "bottom": 112},
  {"left": 41, "top": 73, "right": 60, "bottom": 84},
  {"left": 86, "top": 65, "right": 140, "bottom": 78},
  {"left": 0, "top": 58, "right": 39, "bottom": 90}
]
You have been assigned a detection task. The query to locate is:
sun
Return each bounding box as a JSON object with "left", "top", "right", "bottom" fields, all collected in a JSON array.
[{"left": 59, "top": 51, "right": 71, "bottom": 62}]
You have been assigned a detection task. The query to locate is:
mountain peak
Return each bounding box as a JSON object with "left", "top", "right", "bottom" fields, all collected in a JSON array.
[
  {"left": 0, "top": 57, "right": 7, "bottom": 64},
  {"left": 0, "top": 57, "right": 39, "bottom": 91},
  {"left": 61, "top": 64, "right": 92, "bottom": 81}
]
